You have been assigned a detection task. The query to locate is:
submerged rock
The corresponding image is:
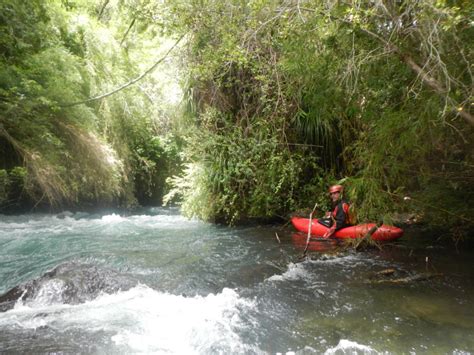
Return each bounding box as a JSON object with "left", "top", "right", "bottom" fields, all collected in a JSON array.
[{"left": 0, "top": 262, "right": 136, "bottom": 312}]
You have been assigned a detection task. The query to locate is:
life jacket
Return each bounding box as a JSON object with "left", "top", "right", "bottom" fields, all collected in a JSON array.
[
  {"left": 347, "top": 204, "right": 357, "bottom": 225},
  {"left": 331, "top": 199, "right": 353, "bottom": 229}
]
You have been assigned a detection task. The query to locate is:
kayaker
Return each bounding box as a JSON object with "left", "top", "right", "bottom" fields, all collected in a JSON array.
[{"left": 321, "top": 184, "right": 352, "bottom": 238}]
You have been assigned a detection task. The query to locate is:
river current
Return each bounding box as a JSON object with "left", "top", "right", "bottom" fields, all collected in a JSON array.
[{"left": 0, "top": 208, "right": 473, "bottom": 354}]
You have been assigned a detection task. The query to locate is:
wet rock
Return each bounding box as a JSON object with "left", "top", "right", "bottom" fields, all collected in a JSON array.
[
  {"left": 56, "top": 211, "right": 74, "bottom": 219},
  {"left": 73, "top": 211, "right": 90, "bottom": 219},
  {"left": 0, "top": 262, "right": 137, "bottom": 312},
  {"left": 0, "top": 286, "right": 32, "bottom": 312}
]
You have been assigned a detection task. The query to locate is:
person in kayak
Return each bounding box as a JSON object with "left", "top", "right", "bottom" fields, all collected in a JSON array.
[{"left": 321, "top": 184, "right": 352, "bottom": 238}]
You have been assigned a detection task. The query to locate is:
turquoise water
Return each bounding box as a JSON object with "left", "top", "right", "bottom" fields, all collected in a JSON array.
[{"left": 0, "top": 208, "right": 473, "bottom": 354}]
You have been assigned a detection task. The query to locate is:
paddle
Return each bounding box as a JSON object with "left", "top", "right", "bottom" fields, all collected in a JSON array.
[{"left": 301, "top": 202, "right": 319, "bottom": 258}]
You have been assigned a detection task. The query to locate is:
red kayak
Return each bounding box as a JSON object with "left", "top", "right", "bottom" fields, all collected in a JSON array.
[
  {"left": 291, "top": 217, "right": 403, "bottom": 241},
  {"left": 291, "top": 233, "right": 341, "bottom": 252}
]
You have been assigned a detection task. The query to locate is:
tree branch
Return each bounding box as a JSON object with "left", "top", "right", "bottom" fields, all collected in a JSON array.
[
  {"left": 61, "top": 34, "right": 185, "bottom": 107},
  {"left": 360, "top": 27, "right": 474, "bottom": 127},
  {"left": 293, "top": 5, "right": 474, "bottom": 127},
  {"left": 98, "top": 0, "right": 110, "bottom": 21},
  {"left": 120, "top": 18, "right": 136, "bottom": 46}
]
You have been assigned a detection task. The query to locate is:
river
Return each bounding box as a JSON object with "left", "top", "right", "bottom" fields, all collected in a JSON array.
[{"left": 0, "top": 208, "right": 473, "bottom": 354}]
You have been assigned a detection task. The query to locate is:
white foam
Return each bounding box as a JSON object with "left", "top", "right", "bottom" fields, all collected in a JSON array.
[
  {"left": 324, "top": 339, "right": 377, "bottom": 354},
  {"left": 125, "top": 214, "right": 203, "bottom": 230},
  {"left": 267, "top": 262, "right": 310, "bottom": 282},
  {"left": 100, "top": 213, "right": 124, "bottom": 223},
  {"left": 22, "top": 279, "right": 67, "bottom": 308},
  {"left": 0, "top": 212, "right": 206, "bottom": 240},
  {"left": 1, "top": 285, "right": 258, "bottom": 353}
]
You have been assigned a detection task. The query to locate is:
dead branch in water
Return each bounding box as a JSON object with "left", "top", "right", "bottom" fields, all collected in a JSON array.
[{"left": 370, "top": 272, "right": 443, "bottom": 284}]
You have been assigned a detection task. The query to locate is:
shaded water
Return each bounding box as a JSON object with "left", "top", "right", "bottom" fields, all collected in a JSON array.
[{"left": 0, "top": 208, "right": 473, "bottom": 354}]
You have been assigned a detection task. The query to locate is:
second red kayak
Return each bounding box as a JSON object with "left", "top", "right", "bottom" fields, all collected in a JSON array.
[{"left": 291, "top": 217, "right": 403, "bottom": 241}]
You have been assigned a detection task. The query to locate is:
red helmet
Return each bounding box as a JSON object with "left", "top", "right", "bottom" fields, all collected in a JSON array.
[{"left": 328, "top": 184, "right": 343, "bottom": 194}]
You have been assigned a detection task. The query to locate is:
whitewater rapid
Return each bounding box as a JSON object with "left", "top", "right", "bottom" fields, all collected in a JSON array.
[{"left": 1, "top": 208, "right": 473, "bottom": 354}]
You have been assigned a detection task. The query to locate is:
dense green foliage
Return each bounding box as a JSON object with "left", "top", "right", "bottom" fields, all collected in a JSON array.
[
  {"left": 0, "top": 0, "right": 182, "bottom": 211},
  {"left": 159, "top": 0, "right": 473, "bottom": 234},
  {"left": 1, "top": 0, "right": 473, "bottom": 237}
]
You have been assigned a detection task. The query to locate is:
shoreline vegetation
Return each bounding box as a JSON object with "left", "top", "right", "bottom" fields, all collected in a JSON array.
[{"left": 1, "top": 1, "right": 473, "bottom": 240}]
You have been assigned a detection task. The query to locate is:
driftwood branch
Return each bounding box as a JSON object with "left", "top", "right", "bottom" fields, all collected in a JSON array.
[
  {"left": 301, "top": 202, "right": 319, "bottom": 257},
  {"left": 62, "top": 34, "right": 185, "bottom": 107},
  {"left": 371, "top": 273, "right": 443, "bottom": 284},
  {"left": 354, "top": 221, "right": 383, "bottom": 251},
  {"left": 367, "top": 267, "right": 443, "bottom": 285},
  {"left": 275, "top": 232, "right": 281, "bottom": 244}
]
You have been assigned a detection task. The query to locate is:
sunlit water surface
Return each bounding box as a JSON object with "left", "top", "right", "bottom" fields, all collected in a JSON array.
[{"left": 0, "top": 208, "right": 473, "bottom": 354}]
